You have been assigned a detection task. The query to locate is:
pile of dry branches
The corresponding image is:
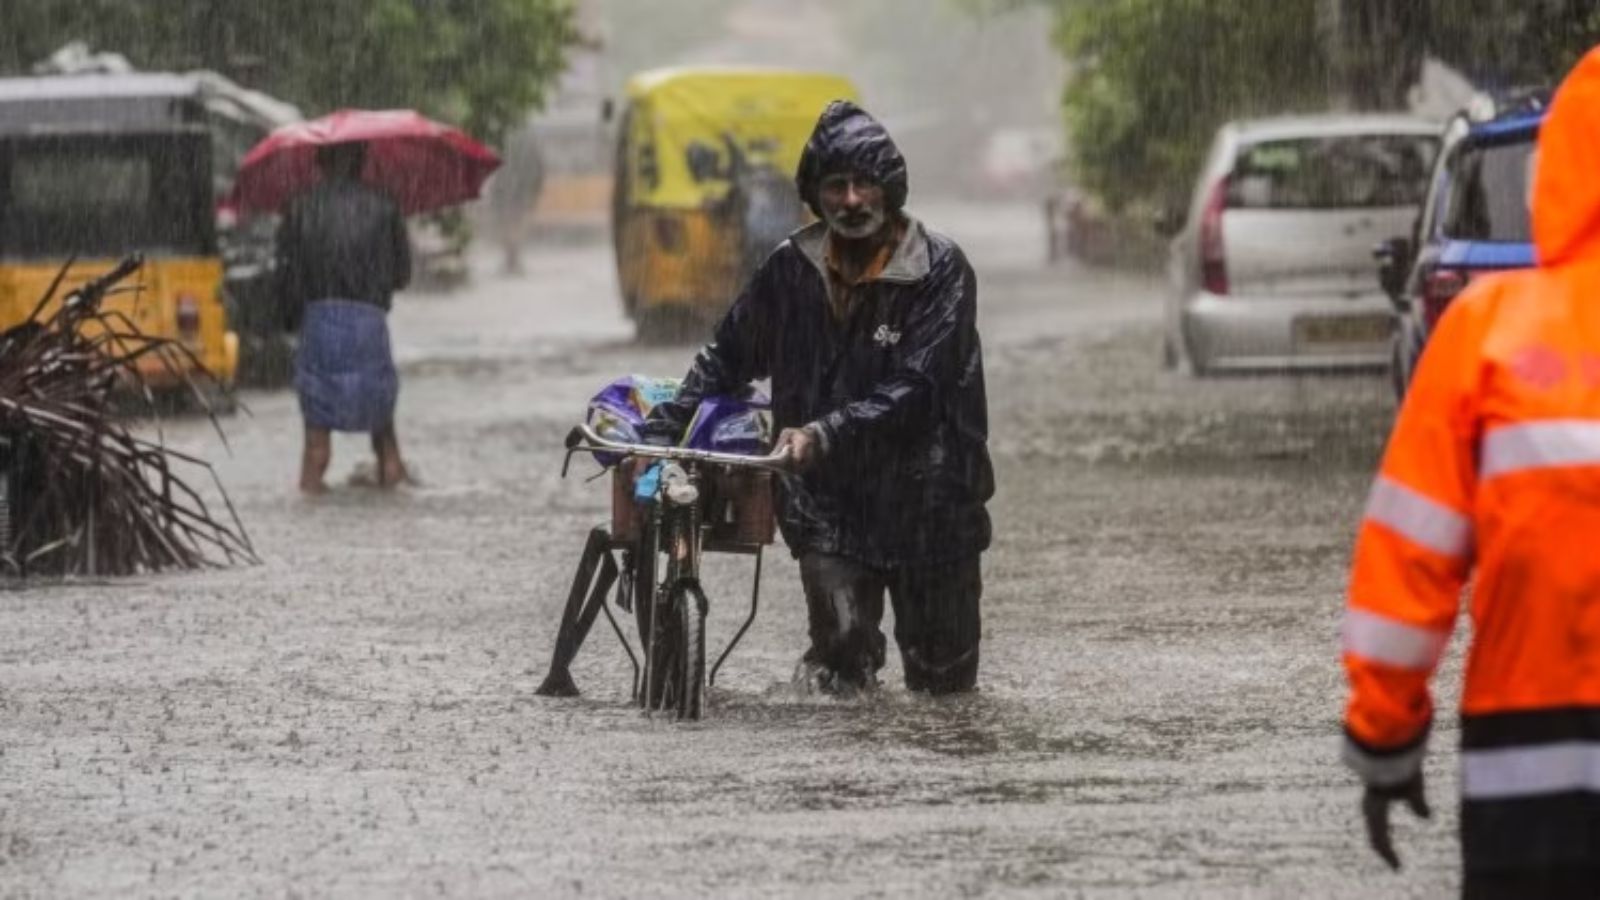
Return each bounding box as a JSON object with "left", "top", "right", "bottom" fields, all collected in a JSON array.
[{"left": 0, "top": 256, "right": 255, "bottom": 576}]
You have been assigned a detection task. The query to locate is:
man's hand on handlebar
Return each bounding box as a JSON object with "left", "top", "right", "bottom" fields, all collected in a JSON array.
[{"left": 775, "top": 426, "right": 822, "bottom": 471}]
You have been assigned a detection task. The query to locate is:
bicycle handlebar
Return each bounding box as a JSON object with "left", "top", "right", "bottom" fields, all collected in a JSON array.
[{"left": 562, "top": 422, "right": 792, "bottom": 477}]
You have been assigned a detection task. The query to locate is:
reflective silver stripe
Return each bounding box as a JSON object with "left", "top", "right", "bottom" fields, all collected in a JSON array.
[
  {"left": 1342, "top": 734, "right": 1426, "bottom": 788},
  {"left": 1481, "top": 421, "right": 1600, "bottom": 478},
  {"left": 1364, "top": 476, "right": 1472, "bottom": 558},
  {"left": 1462, "top": 742, "right": 1600, "bottom": 799},
  {"left": 1342, "top": 608, "right": 1448, "bottom": 671}
]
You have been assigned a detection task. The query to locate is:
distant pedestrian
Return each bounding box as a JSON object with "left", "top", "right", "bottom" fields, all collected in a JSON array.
[
  {"left": 1339, "top": 46, "right": 1600, "bottom": 897},
  {"left": 491, "top": 125, "right": 546, "bottom": 276},
  {"left": 276, "top": 142, "right": 413, "bottom": 493}
]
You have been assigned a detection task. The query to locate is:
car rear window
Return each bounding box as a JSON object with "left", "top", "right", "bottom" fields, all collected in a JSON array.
[
  {"left": 1440, "top": 138, "right": 1534, "bottom": 243},
  {"left": 1226, "top": 134, "right": 1437, "bottom": 210}
]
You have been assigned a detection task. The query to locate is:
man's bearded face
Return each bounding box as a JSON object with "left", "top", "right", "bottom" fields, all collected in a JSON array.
[{"left": 819, "top": 172, "right": 887, "bottom": 240}]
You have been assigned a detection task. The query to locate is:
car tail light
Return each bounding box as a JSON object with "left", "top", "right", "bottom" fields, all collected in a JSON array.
[
  {"left": 1421, "top": 269, "right": 1471, "bottom": 328},
  {"left": 1199, "top": 177, "right": 1229, "bottom": 295},
  {"left": 176, "top": 294, "right": 201, "bottom": 337}
]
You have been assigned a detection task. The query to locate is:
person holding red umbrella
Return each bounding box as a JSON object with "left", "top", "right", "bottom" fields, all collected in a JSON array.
[
  {"left": 276, "top": 142, "right": 413, "bottom": 492},
  {"left": 236, "top": 109, "right": 501, "bottom": 493}
]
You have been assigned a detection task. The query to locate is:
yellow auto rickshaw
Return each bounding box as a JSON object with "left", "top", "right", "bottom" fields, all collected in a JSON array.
[
  {"left": 611, "top": 67, "right": 861, "bottom": 340},
  {"left": 0, "top": 73, "right": 239, "bottom": 398}
]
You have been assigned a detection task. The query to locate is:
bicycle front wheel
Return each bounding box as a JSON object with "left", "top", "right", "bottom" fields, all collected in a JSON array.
[{"left": 674, "top": 581, "right": 708, "bottom": 721}]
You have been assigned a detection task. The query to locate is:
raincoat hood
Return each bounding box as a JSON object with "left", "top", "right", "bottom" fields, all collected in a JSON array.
[
  {"left": 1533, "top": 47, "right": 1600, "bottom": 266},
  {"left": 795, "top": 100, "right": 909, "bottom": 217}
]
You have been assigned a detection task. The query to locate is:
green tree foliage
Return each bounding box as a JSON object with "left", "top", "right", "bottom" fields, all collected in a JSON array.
[
  {"left": 0, "top": 0, "right": 574, "bottom": 144},
  {"left": 1327, "top": 0, "right": 1429, "bottom": 110},
  {"left": 1042, "top": 0, "right": 1600, "bottom": 211},
  {"left": 1428, "top": 0, "right": 1600, "bottom": 87},
  {"left": 1053, "top": 0, "right": 1330, "bottom": 212}
]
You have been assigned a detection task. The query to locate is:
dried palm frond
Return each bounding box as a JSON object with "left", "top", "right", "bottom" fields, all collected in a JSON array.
[{"left": 0, "top": 255, "right": 256, "bottom": 576}]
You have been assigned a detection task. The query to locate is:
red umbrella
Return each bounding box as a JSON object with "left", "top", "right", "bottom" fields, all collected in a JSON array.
[{"left": 230, "top": 109, "right": 502, "bottom": 217}]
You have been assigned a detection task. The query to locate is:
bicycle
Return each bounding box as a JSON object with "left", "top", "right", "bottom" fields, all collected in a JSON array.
[{"left": 535, "top": 423, "right": 790, "bottom": 720}]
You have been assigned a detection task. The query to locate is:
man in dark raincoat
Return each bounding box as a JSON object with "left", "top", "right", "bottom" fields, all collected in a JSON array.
[{"left": 643, "top": 101, "right": 994, "bottom": 695}]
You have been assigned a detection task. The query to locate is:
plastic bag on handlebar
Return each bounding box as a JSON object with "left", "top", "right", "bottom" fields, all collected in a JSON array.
[
  {"left": 585, "top": 375, "right": 681, "bottom": 467},
  {"left": 682, "top": 389, "right": 772, "bottom": 456},
  {"left": 584, "top": 375, "right": 772, "bottom": 468}
]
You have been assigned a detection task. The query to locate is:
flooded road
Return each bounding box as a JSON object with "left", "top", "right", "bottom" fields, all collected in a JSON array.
[{"left": 0, "top": 203, "right": 1462, "bottom": 897}]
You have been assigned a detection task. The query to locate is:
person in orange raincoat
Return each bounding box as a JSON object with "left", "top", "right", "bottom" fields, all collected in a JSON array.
[{"left": 1342, "top": 48, "right": 1600, "bottom": 898}]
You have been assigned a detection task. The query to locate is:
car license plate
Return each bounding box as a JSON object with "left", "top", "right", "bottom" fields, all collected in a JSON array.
[{"left": 1294, "top": 314, "right": 1392, "bottom": 345}]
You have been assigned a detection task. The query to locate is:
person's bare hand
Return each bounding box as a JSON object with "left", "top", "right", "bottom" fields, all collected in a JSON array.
[{"left": 775, "top": 426, "right": 821, "bottom": 470}]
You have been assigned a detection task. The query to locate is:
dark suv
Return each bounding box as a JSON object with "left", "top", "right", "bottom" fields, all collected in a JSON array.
[{"left": 1377, "top": 100, "right": 1543, "bottom": 397}]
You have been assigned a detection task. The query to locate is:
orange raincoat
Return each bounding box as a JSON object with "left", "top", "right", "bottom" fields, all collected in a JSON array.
[{"left": 1343, "top": 48, "right": 1600, "bottom": 874}]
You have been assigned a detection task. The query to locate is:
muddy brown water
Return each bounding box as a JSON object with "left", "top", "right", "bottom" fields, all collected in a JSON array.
[{"left": 0, "top": 204, "right": 1462, "bottom": 897}]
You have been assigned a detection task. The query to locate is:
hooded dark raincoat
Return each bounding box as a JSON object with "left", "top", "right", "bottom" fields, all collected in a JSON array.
[{"left": 643, "top": 101, "right": 993, "bottom": 569}]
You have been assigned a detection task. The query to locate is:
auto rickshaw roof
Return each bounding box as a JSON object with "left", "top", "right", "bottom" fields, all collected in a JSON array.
[
  {"left": 621, "top": 66, "right": 861, "bottom": 209},
  {"left": 0, "top": 73, "right": 209, "bottom": 136},
  {"left": 624, "top": 66, "right": 857, "bottom": 103}
]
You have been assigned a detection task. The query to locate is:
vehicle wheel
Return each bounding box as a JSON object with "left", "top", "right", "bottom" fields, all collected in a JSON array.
[
  {"left": 631, "top": 536, "right": 674, "bottom": 711},
  {"left": 642, "top": 582, "right": 696, "bottom": 716},
  {"left": 642, "top": 595, "right": 678, "bottom": 713},
  {"left": 674, "top": 581, "right": 707, "bottom": 721},
  {"left": 236, "top": 333, "right": 295, "bottom": 389}
]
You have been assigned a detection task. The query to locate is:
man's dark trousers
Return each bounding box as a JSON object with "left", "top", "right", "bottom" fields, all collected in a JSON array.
[{"left": 799, "top": 553, "right": 982, "bottom": 694}]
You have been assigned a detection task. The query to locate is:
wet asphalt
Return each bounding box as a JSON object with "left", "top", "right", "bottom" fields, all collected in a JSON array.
[{"left": 0, "top": 202, "right": 1464, "bottom": 898}]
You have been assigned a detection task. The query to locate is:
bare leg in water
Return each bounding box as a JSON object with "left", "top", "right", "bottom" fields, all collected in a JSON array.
[
  {"left": 371, "top": 422, "right": 411, "bottom": 488},
  {"left": 300, "top": 427, "right": 332, "bottom": 494}
]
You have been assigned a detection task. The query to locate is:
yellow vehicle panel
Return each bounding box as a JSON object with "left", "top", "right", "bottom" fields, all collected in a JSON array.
[
  {"left": 615, "top": 67, "right": 861, "bottom": 323},
  {"left": 0, "top": 258, "right": 238, "bottom": 387},
  {"left": 622, "top": 67, "right": 860, "bottom": 210},
  {"left": 617, "top": 209, "right": 741, "bottom": 312}
]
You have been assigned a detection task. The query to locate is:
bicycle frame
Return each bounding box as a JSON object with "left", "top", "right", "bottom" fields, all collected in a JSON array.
[{"left": 536, "top": 424, "right": 788, "bottom": 717}]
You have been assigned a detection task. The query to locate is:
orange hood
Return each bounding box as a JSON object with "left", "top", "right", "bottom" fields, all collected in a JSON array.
[{"left": 1534, "top": 46, "right": 1600, "bottom": 266}]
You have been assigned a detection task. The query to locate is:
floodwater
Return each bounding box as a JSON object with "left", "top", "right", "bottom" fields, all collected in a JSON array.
[{"left": 0, "top": 203, "right": 1462, "bottom": 897}]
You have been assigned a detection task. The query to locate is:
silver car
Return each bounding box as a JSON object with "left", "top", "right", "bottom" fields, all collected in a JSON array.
[{"left": 1164, "top": 115, "right": 1440, "bottom": 374}]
